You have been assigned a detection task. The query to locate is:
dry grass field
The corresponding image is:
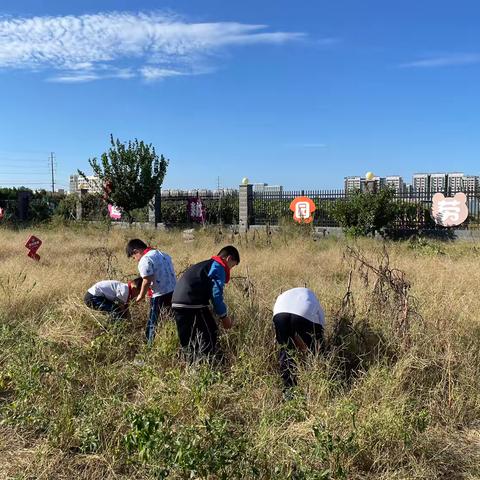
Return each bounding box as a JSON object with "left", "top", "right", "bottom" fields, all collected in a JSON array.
[{"left": 1, "top": 224, "right": 480, "bottom": 479}]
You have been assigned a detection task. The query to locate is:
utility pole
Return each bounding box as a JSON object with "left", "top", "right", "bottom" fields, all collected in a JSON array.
[
  {"left": 217, "top": 176, "right": 222, "bottom": 225},
  {"left": 50, "top": 152, "right": 56, "bottom": 193}
]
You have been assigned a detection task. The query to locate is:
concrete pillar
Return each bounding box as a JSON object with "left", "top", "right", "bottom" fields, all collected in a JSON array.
[
  {"left": 239, "top": 184, "right": 253, "bottom": 232},
  {"left": 76, "top": 189, "right": 87, "bottom": 221},
  {"left": 365, "top": 180, "right": 377, "bottom": 194},
  {"left": 16, "top": 190, "right": 32, "bottom": 222},
  {"left": 148, "top": 190, "right": 161, "bottom": 227}
]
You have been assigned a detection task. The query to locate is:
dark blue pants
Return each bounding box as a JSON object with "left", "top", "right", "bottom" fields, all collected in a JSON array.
[
  {"left": 173, "top": 307, "right": 219, "bottom": 360},
  {"left": 145, "top": 292, "right": 173, "bottom": 343},
  {"left": 84, "top": 292, "right": 125, "bottom": 320}
]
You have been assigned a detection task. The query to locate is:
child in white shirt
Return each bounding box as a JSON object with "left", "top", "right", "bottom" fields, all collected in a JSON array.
[
  {"left": 84, "top": 277, "right": 142, "bottom": 320},
  {"left": 126, "top": 238, "right": 176, "bottom": 342}
]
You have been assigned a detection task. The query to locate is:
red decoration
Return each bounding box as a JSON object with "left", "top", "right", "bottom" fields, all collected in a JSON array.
[{"left": 25, "top": 235, "right": 42, "bottom": 261}]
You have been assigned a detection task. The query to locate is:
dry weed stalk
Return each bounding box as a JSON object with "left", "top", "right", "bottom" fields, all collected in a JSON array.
[
  {"left": 344, "top": 244, "right": 422, "bottom": 343},
  {"left": 86, "top": 247, "right": 121, "bottom": 279}
]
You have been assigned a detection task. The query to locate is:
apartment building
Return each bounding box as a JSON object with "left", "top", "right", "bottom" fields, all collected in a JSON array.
[
  {"left": 412, "top": 173, "right": 429, "bottom": 192},
  {"left": 385, "top": 175, "right": 404, "bottom": 193},
  {"left": 69, "top": 174, "right": 102, "bottom": 194}
]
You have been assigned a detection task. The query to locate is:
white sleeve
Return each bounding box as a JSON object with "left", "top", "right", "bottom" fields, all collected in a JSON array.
[{"left": 138, "top": 256, "right": 154, "bottom": 278}]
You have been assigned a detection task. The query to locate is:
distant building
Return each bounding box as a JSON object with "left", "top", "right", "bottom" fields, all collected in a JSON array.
[
  {"left": 69, "top": 174, "right": 102, "bottom": 194},
  {"left": 252, "top": 183, "right": 283, "bottom": 193},
  {"left": 463, "top": 175, "right": 480, "bottom": 191},
  {"left": 385, "top": 175, "right": 404, "bottom": 193},
  {"left": 430, "top": 173, "right": 447, "bottom": 192},
  {"left": 447, "top": 172, "right": 464, "bottom": 192},
  {"left": 412, "top": 173, "right": 429, "bottom": 192},
  {"left": 344, "top": 176, "right": 365, "bottom": 192},
  {"left": 344, "top": 175, "right": 389, "bottom": 192}
]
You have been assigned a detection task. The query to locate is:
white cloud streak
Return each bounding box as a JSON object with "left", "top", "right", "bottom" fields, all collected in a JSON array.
[
  {"left": 399, "top": 53, "right": 480, "bottom": 69},
  {"left": 0, "top": 11, "right": 305, "bottom": 82}
]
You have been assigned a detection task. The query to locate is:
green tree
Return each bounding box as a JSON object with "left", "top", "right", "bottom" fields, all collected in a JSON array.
[
  {"left": 79, "top": 135, "right": 168, "bottom": 222},
  {"left": 331, "top": 188, "right": 398, "bottom": 237}
]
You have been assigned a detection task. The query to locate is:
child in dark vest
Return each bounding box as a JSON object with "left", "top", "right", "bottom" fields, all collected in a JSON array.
[{"left": 172, "top": 245, "right": 240, "bottom": 360}]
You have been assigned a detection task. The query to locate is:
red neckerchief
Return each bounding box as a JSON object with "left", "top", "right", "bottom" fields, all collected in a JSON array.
[
  {"left": 211, "top": 256, "right": 230, "bottom": 284},
  {"left": 142, "top": 247, "right": 154, "bottom": 297}
]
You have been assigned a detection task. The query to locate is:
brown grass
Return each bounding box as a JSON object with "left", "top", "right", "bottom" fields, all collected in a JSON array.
[{"left": 0, "top": 224, "right": 480, "bottom": 479}]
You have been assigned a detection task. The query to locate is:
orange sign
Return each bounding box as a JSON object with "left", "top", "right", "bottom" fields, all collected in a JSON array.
[
  {"left": 289, "top": 196, "right": 316, "bottom": 223},
  {"left": 431, "top": 192, "right": 468, "bottom": 227}
]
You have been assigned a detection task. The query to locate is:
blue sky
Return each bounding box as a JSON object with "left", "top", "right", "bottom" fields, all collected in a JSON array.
[{"left": 0, "top": 0, "right": 479, "bottom": 190}]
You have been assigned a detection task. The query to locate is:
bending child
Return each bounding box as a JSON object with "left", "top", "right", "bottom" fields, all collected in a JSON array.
[
  {"left": 126, "top": 238, "right": 176, "bottom": 342},
  {"left": 172, "top": 245, "right": 240, "bottom": 361},
  {"left": 273, "top": 287, "right": 325, "bottom": 391},
  {"left": 84, "top": 277, "right": 142, "bottom": 321}
]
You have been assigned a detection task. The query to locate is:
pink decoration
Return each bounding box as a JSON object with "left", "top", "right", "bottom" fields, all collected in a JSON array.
[
  {"left": 187, "top": 197, "right": 205, "bottom": 223},
  {"left": 108, "top": 204, "right": 122, "bottom": 220}
]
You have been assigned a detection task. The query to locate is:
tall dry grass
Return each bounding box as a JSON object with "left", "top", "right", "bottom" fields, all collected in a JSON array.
[{"left": 0, "top": 224, "right": 480, "bottom": 479}]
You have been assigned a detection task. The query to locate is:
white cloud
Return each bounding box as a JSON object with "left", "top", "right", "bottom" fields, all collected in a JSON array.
[
  {"left": 0, "top": 11, "right": 305, "bottom": 82},
  {"left": 399, "top": 53, "right": 480, "bottom": 68}
]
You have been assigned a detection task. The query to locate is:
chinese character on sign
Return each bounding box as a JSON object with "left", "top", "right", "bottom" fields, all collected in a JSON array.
[
  {"left": 431, "top": 192, "right": 468, "bottom": 227},
  {"left": 108, "top": 204, "right": 122, "bottom": 220},
  {"left": 289, "top": 196, "right": 316, "bottom": 223},
  {"left": 187, "top": 198, "right": 205, "bottom": 223},
  {"left": 25, "top": 235, "right": 42, "bottom": 261}
]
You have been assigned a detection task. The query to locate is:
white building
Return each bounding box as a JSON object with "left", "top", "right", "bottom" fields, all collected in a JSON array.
[
  {"left": 69, "top": 174, "right": 102, "bottom": 194},
  {"left": 344, "top": 176, "right": 364, "bottom": 191},
  {"left": 463, "top": 175, "right": 480, "bottom": 191},
  {"left": 430, "top": 173, "right": 447, "bottom": 192},
  {"left": 252, "top": 183, "right": 283, "bottom": 193},
  {"left": 385, "top": 176, "right": 404, "bottom": 193},
  {"left": 447, "top": 172, "right": 464, "bottom": 192},
  {"left": 412, "top": 173, "right": 429, "bottom": 192}
]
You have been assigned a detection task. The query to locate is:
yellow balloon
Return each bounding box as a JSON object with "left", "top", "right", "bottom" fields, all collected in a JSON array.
[{"left": 365, "top": 172, "right": 374, "bottom": 181}]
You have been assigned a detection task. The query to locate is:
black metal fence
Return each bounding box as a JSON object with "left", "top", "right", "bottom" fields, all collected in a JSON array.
[
  {"left": 160, "top": 191, "right": 239, "bottom": 225},
  {"left": 252, "top": 188, "right": 480, "bottom": 230}
]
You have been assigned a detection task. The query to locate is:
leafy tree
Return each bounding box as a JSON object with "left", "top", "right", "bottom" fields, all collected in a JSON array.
[
  {"left": 79, "top": 135, "right": 168, "bottom": 222},
  {"left": 331, "top": 188, "right": 398, "bottom": 237}
]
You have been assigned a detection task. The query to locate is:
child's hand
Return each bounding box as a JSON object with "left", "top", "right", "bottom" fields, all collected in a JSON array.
[{"left": 221, "top": 315, "right": 233, "bottom": 329}]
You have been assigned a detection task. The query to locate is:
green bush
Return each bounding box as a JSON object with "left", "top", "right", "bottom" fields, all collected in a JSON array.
[{"left": 331, "top": 189, "right": 398, "bottom": 237}]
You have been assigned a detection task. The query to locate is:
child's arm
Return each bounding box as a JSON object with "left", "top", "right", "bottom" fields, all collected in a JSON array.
[
  {"left": 136, "top": 275, "right": 154, "bottom": 302},
  {"left": 208, "top": 261, "right": 232, "bottom": 328}
]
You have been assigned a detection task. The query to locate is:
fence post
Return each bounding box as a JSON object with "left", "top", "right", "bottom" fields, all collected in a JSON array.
[
  {"left": 148, "top": 189, "right": 161, "bottom": 228},
  {"left": 76, "top": 189, "right": 87, "bottom": 221},
  {"left": 239, "top": 183, "right": 253, "bottom": 232},
  {"left": 16, "top": 190, "right": 32, "bottom": 222}
]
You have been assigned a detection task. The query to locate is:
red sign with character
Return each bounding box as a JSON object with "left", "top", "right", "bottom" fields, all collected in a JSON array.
[{"left": 25, "top": 235, "right": 42, "bottom": 261}]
